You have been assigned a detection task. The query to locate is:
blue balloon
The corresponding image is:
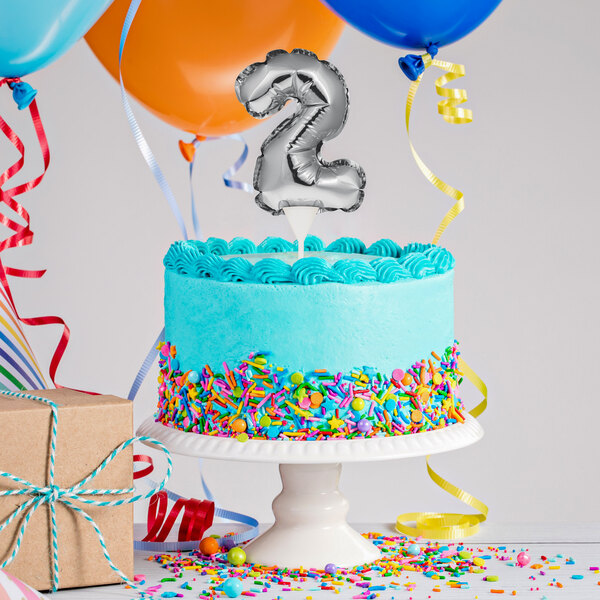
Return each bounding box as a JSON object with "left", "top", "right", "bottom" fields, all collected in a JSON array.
[
  {"left": 320, "top": 0, "right": 502, "bottom": 50},
  {"left": 0, "top": 0, "right": 114, "bottom": 78}
]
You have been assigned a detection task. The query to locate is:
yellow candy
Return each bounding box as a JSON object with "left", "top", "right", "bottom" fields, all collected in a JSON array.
[
  {"left": 432, "top": 372, "right": 442, "bottom": 385},
  {"left": 290, "top": 372, "right": 304, "bottom": 385},
  {"left": 351, "top": 398, "right": 365, "bottom": 411},
  {"left": 473, "top": 557, "right": 485, "bottom": 567}
]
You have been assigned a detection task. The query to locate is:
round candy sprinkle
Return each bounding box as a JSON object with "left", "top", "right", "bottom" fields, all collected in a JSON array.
[
  {"left": 299, "top": 396, "right": 311, "bottom": 409},
  {"left": 221, "top": 577, "right": 243, "bottom": 598},
  {"left": 486, "top": 575, "right": 499, "bottom": 582},
  {"left": 233, "top": 386, "right": 243, "bottom": 398},
  {"left": 231, "top": 419, "right": 247, "bottom": 433},
  {"left": 237, "top": 432, "right": 249, "bottom": 443},
  {"left": 411, "top": 409, "right": 423, "bottom": 423},
  {"left": 406, "top": 543, "right": 420, "bottom": 556},
  {"left": 199, "top": 537, "right": 219, "bottom": 556},
  {"left": 227, "top": 547, "right": 246, "bottom": 566},
  {"left": 357, "top": 419, "right": 372, "bottom": 433},
  {"left": 392, "top": 368, "right": 404, "bottom": 382},
  {"left": 187, "top": 370, "right": 200, "bottom": 384},
  {"left": 459, "top": 550, "right": 472, "bottom": 559},
  {"left": 310, "top": 392, "right": 324, "bottom": 408},
  {"left": 290, "top": 372, "right": 304, "bottom": 385},
  {"left": 473, "top": 557, "right": 485, "bottom": 567},
  {"left": 351, "top": 397, "right": 365, "bottom": 411},
  {"left": 324, "top": 563, "right": 337, "bottom": 575},
  {"left": 401, "top": 373, "right": 413, "bottom": 386},
  {"left": 259, "top": 415, "right": 272, "bottom": 427},
  {"left": 517, "top": 552, "right": 530, "bottom": 566},
  {"left": 432, "top": 372, "right": 442, "bottom": 385}
]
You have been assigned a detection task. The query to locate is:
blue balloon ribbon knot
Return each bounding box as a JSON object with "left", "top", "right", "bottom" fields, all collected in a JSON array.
[
  {"left": 8, "top": 80, "right": 37, "bottom": 110},
  {"left": 398, "top": 43, "right": 439, "bottom": 81}
]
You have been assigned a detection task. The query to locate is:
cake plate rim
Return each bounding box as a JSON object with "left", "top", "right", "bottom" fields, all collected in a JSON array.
[{"left": 137, "top": 414, "right": 483, "bottom": 463}]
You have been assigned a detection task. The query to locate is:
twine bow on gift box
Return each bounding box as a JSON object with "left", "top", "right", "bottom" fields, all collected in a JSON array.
[{"left": 0, "top": 391, "right": 173, "bottom": 592}]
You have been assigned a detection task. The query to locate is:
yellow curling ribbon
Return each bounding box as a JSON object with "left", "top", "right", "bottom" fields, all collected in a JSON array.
[
  {"left": 395, "top": 357, "right": 488, "bottom": 539},
  {"left": 405, "top": 53, "right": 472, "bottom": 244}
]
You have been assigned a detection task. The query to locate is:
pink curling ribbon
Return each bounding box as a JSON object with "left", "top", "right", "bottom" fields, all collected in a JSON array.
[{"left": 0, "top": 79, "right": 73, "bottom": 390}]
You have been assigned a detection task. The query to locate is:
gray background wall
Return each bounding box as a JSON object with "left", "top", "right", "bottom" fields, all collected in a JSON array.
[{"left": 1, "top": 0, "right": 598, "bottom": 525}]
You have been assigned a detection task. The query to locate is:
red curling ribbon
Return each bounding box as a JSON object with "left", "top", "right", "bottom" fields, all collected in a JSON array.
[
  {"left": 133, "top": 454, "right": 155, "bottom": 480},
  {"left": 0, "top": 79, "right": 73, "bottom": 389},
  {"left": 133, "top": 454, "right": 214, "bottom": 543}
]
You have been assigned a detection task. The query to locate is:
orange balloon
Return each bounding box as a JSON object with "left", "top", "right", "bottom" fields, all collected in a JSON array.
[{"left": 85, "top": 0, "right": 344, "bottom": 136}]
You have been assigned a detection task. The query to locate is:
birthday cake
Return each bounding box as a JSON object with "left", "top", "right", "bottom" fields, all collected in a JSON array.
[{"left": 155, "top": 235, "right": 466, "bottom": 441}]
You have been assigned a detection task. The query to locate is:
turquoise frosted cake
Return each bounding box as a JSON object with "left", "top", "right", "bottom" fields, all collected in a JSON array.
[{"left": 156, "top": 236, "right": 466, "bottom": 441}]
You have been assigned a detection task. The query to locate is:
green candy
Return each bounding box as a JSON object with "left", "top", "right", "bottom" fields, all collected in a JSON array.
[{"left": 290, "top": 372, "right": 304, "bottom": 385}]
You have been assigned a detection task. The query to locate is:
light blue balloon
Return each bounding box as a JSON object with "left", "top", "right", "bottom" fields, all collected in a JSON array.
[{"left": 0, "top": 0, "right": 114, "bottom": 78}]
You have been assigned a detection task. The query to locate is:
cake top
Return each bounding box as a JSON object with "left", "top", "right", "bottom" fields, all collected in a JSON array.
[{"left": 164, "top": 235, "right": 454, "bottom": 285}]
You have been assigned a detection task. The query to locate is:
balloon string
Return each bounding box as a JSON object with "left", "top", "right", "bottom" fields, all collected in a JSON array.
[
  {"left": 119, "top": 0, "right": 188, "bottom": 240},
  {"left": 0, "top": 81, "right": 75, "bottom": 390},
  {"left": 396, "top": 356, "right": 488, "bottom": 539},
  {"left": 405, "top": 56, "right": 472, "bottom": 244}
]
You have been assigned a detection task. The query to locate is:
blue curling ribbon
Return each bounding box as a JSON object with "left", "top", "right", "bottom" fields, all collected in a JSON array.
[
  {"left": 119, "top": 0, "right": 188, "bottom": 240},
  {"left": 127, "top": 327, "right": 164, "bottom": 401},
  {"left": 222, "top": 134, "right": 254, "bottom": 193},
  {"left": 120, "top": 0, "right": 258, "bottom": 545},
  {"left": 398, "top": 43, "right": 439, "bottom": 81},
  {"left": 187, "top": 134, "right": 254, "bottom": 241},
  {"left": 0, "top": 390, "right": 172, "bottom": 592}
]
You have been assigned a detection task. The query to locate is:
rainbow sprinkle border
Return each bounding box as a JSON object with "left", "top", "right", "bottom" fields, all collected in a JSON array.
[{"left": 156, "top": 343, "right": 466, "bottom": 441}]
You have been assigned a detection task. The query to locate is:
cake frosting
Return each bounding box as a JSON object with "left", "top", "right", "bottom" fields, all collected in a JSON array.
[{"left": 156, "top": 236, "right": 465, "bottom": 441}]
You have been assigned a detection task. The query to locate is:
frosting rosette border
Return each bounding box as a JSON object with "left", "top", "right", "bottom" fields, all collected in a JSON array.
[{"left": 163, "top": 236, "right": 455, "bottom": 285}]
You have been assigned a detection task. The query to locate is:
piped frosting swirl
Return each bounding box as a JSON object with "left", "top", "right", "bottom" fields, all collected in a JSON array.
[{"left": 164, "top": 236, "right": 455, "bottom": 285}]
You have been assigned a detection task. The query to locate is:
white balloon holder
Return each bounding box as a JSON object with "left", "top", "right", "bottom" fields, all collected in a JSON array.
[{"left": 137, "top": 415, "right": 483, "bottom": 568}]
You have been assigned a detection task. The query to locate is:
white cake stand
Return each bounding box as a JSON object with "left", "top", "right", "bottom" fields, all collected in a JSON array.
[{"left": 137, "top": 416, "right": 483, "bottom": 569}]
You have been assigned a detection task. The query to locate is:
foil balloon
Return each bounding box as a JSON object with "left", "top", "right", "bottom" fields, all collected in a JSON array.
[
  {"left": 0, "top": 569, "right": 46, "bottom": 599},
  {"left": 236, "top": 49, "right": 365, "bottom": 215}
]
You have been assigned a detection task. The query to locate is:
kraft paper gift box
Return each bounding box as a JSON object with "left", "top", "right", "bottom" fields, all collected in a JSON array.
[{"left": 0, "top": 389, "right": 134, "bottom": 591}]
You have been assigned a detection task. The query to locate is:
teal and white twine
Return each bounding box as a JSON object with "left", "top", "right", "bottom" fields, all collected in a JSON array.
[{"left": 0, "top": 390, "right": 172, "bottom": 592}]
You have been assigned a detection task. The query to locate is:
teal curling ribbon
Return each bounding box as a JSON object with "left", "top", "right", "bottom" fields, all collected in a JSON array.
[
  {"left": 398, "top": 43, "right": 438, "bottom": 81},
  {"left": 7, "top": 80, "right": 37, "bottom": 110},
  {"left": 0, "top": 390, "right": 172, "bottom": 592}
]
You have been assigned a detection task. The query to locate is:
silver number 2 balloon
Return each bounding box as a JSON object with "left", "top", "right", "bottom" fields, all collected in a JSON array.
[{"left": 235, "top": 49, "right": 366, "bottom": 215}]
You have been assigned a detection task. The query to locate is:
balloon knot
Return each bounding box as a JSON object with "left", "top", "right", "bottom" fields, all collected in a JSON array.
[
  {"left": 178, "top": 134, "right": 207, "bottom": 162},
  {"left": 426, "top": 43, "right": 439, "bottom": 58},
  {"left": 398, "top": 43, "right": 439, "bottom": 81},
  {"left": 8, "top": 80, "right": 38, "bottom": 110}
]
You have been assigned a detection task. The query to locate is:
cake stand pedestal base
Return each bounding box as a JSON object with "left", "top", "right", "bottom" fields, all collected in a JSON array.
[
  {"left": 137, "top": 415, "right": 484, "bottom": 569},
  {"left": 245, "top": 463, "right": 379, "bottom": 568}
]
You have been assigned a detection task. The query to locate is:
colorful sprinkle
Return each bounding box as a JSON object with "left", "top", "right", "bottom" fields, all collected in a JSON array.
[{"left": 156, "top": 343, "right": 466, "bottom": 441}]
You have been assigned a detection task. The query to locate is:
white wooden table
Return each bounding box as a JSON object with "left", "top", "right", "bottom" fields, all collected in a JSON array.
[{"left": 51, "top": 523, "right": 600, "bottom": 599}]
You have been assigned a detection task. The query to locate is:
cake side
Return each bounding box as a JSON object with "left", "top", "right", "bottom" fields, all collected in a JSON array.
[{"left": 157, "top": 236, "right": 461, "bottom": 441}]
